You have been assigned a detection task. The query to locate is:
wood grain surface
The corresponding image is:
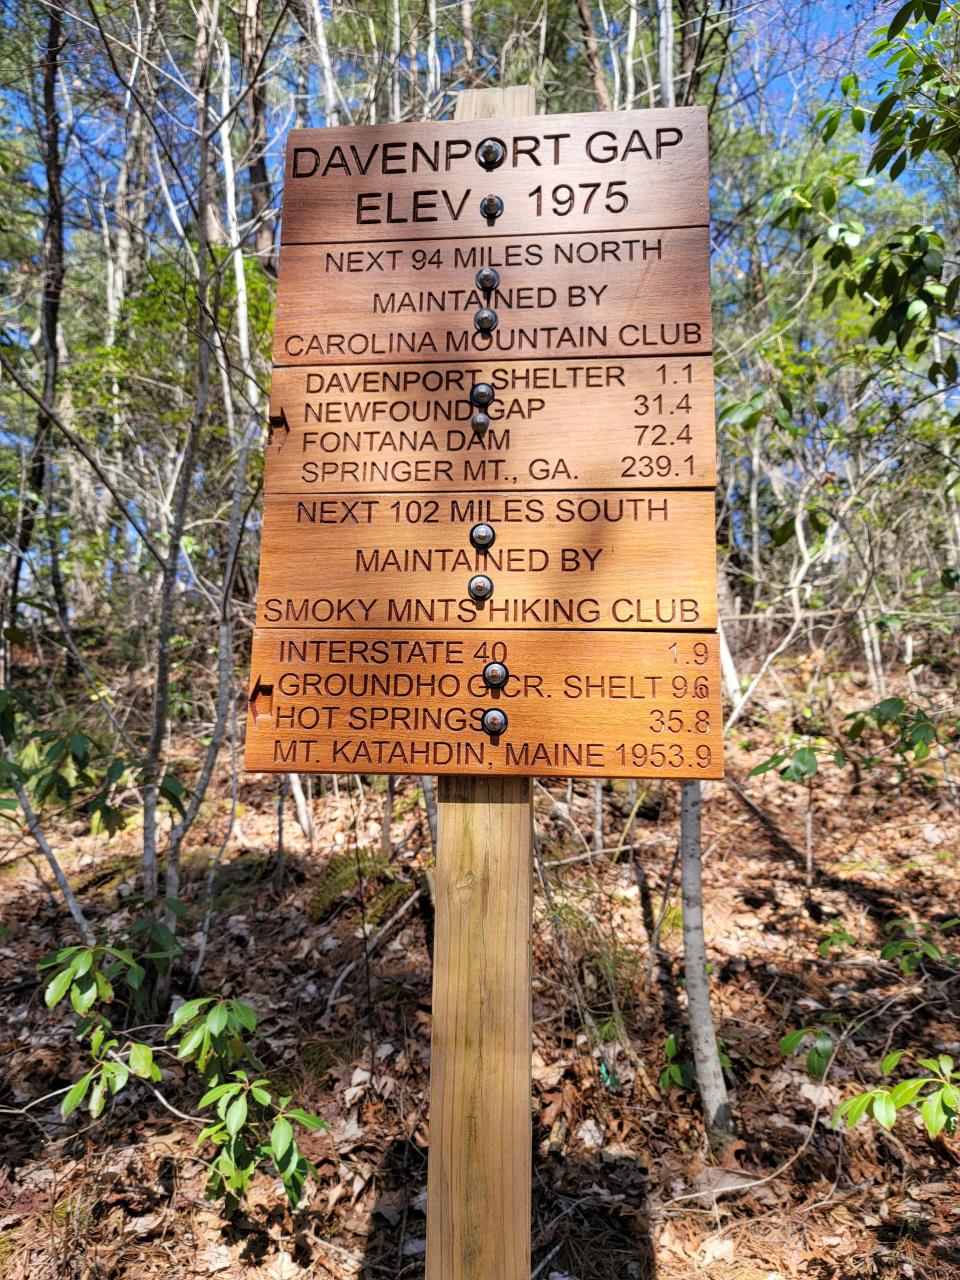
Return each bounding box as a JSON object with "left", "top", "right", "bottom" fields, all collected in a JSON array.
[
  {"left": 427, "top": 772, "right": 533, "bottom": 1280},
  {"left": 244, "top": 627, "right": 723, "bottom": 778},
  {"left": 426, "top": 88, "right": 534, "bottom": 1280},
  {"left": 279, "top": 106, "right": 707, "bottom": 246},
  {"left": 272, "top": 226, "right": 710, "bottom": 367},
  {"left": 254, "top": 488, "right": 717, "bottom": 631},
  {"left": 266, "top": 354, "right": 716, "bottom": 491}
]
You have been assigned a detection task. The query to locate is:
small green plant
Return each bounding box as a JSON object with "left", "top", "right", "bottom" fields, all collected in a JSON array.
[
  {"left": 818, "top": 920, "right": 857, "bottom": 956},
  {"left": 658, "top": 1034, "right": 731, "bottom": 1092},
  {"left": 42, "top": 945, "right": 327, "bottom": 1215},
  {"left": 833, "top": 1051, "right": 958, "bottom": 1139},
  {"left": 780, "top": 1024, "right": 837, "bottom": 1079},
  {"left": 171, "top": 999, "right": 326, "bottom": 1211},
  {"left": 39, "top": 911, "right": 182, "bottom": 1022},
  {"left": 879, "top": 916, "right": 959, "bottom": 975},
  {"left": 659, "top": 1033, "right": 695, "bottom": 1091}
]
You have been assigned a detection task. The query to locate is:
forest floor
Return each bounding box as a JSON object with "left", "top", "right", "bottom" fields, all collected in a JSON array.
[{"left": 1, "top": 675, "right": 959, "bottom": 1280}]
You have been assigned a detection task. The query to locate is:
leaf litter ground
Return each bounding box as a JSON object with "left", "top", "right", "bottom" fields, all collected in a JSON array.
[{"left": 1, "top": 685, "right": 958, "bottom": 1279}]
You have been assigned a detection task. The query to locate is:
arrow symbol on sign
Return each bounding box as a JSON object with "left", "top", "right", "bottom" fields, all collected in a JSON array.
[
  {"left": 268, "top": 405, "right": 290, "bottom": 451},
  {"left": 249, "top": 673, "right": 274, "bottom": 726}
]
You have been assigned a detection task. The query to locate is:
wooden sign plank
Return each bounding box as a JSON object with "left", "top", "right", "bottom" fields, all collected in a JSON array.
[
  {"left": 279, "top": 108, "right": 708, "bottom": 245},
  {"left": 255, "top": 488, "right": 718, "bottom": 631},
  {"left": 245, "top": 628, "right": 723, "bottom": 778},
  {"left": 266, "top": 354, "right": 716, "bottom": 492},
  {"left": 247, "top": 102, "right": 722, "bottom": 782},
  {"left": 273, "top": 226, "right": 710, "bottom": 367}
]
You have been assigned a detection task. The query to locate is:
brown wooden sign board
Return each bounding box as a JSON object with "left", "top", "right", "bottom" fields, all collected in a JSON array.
[
  {"left": 255, "top": 488, "right": 717, "bottom": 631},
  {"left": 266, "top": 354, "right": 716, "bottom": 492},
  {"left": 246, "top": 630, "right": 722, "bottom": 778},
  {"left": 273, "top": 227, "right": 710, "bottom": 367},
  {"left": 278, "top": 108, "right": 708, "bottom": 245},
  {"left": 246, "top": 105, "right": 723, "bottom": 781}
]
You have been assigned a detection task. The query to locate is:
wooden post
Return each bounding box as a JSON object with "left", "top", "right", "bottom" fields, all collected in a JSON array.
[{"left": 425, "top": 86, "right": 536, "bottom": 1280}]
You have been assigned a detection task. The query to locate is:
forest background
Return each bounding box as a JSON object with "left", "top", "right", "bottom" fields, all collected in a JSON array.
[{"left": 1, "top": 0, "right": 959, "bottom": 1277}]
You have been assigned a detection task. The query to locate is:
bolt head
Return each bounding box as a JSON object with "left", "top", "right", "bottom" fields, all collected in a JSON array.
[
  {"left": 482, "top": 661, "right": 509, "bottom": 689},
  {"left": 474, "top": 308, "right": 498, "bottom": 333},
  {"left": 467, "top": 573, "right": 494, "bottom": 602},
  {"left": 481, "top": 707, "right": 508, "bottom": 736},
  {"left": 476, "top": 266, "right": 500, "bottom": 292},
  {"left": 470, "top": 522, "right": 496, "bottom": 550},
  {"left": 476, "top": 138, "right": 506, "bottom": 170},
  {"left": 480, "top": 194, "right": 504, "bottom": 220},
  {"left": 469, "top": 382, "right": 495, "bottom": 408},
  {"left": 471, "top": 411, "right": 490, "bottom": 436}
]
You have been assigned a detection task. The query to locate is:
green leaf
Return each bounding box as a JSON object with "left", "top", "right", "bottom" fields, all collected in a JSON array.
[
  {"left": 938, "top": 1054, "right": 954, "bottom": 1077},
  {"left": 871, "top": 1092, "right": 897, "bottom": 1129},
  {"left": 44, "top": 967, "right": 74, "bottom": 1009},
  {"left": 286, "top": 1108, "right": 327, "bottom": 1131},
  {"left": 232, "top": 1001, "right": 256, "bottom": 1033},
  {"left": 128, "top": 1043, "right": 154, "bottom": 1078},
  {"left": 780, "top": 1028, "right": 808, "bottom": 1056},
  {"left": 920, "top": 1089, "right": 947, "bottom": 1137},
  {"left": 70, "top": 972, "right": 99, "bottom": 1015},
  {"left": 748, "top": 751, "right": 788, "bottom": 778},
  {"left": 89, "top": 1076, "right": 107, "bottom": 1119},
  {"left": 199, "top": 1082, "right": 241, "bottom": 1109},
  {"left": 159, "top": 773, "right": 187, "bottom": 817},
  {"left": 887, "top": 1, "right": 918, "bottom": 39},
  {"left": 890, "top": 1078, "right": 927, "bottom": 1109},
  {"left": 271, "top": 1116, "right": 294, "bottom": 1168},
  {"left": 875, "top": 697, "right": 905, "bottom": 726},
  {"left": 882, "top": 1050, "right": 905, "bottom": 1075},
  {"left": 62, "top": 1072, "right": 93, "bottom": 1117},
  {"left": 207, "top": 1003, "right": 229, "bottom": 1036},
  {"left": 38, "top": 946, "right": 82, "bottom": 971},
  {"left": 106, "top": 1061, "right": 130, "bottom": 1093},
  {"left": 846, "top": 1091, "right": 874, "bottom": 1127},
  {"left": 177, "top": 1022, "right": 206, "bottom": 1060},
  {"left": 170, "top": 997, "right": 214, "bottom": 1032},
  {"left": 225, "top": 1095, "right": 248, "bottom": 1139}
]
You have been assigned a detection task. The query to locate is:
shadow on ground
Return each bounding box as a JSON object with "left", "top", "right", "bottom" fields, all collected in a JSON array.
[{"left": 358, "top": 1137, "right": 657, "bottom": 1280}]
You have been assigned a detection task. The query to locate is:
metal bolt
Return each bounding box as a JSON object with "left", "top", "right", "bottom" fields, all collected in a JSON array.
[
  {"left": 467, "top": 573, "right": 494, "bottom": 602},
  {"left": 469, "top": 382, "right": 495, "bottom": 408},
  {"left": 480, "top": 194, "right": 504, "bottom": 221},
  {"left": 470, "top": 522, "right": 496, "bottom": 550},
  {"left": 474, "top": 307, "right": 498, "bottom": 333},
  {"left": 471, "top": 411, "right": 490, "bottom": 436},
  {"left": 476, "top": 266, "right": 500, "bottom": 293},
  {"left": 476, "top": 138, "right": 506, "bottom": 170},
  {"left": 481, "top": 707, "right": 508, "bottom": 736},
  {"left": 482, "top": 661, "right": 509, "bottom": 689}
]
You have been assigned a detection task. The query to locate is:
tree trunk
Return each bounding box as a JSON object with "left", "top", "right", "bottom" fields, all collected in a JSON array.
[
  {"left": 657, "top": 0, "right": 675, "bottom": 107},
  {"left": 240, "top": 0, "right": 275, "bottom": 269},
  {"left": 680, "top": 780, "right": 734, "bottom": 1142},
  {"left": 5, "top": 6, "right": 65, "bottom": 646},
  {"left": 576, "top": 0, "right": 612, "bottom": 110}
]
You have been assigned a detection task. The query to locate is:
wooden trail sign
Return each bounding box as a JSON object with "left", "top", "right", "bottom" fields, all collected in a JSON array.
[
  {"left": 245, "top": 82, "right": 725, "bottom": 1280},
  {"left": 246, "top": 628, "right": 722, "bottom": 776},
  {"left": 246, "top": 98, "right": 722, "bottom": 780},
  {"left": 267, "top": 355, "right": 717, "bottom": 492}
]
